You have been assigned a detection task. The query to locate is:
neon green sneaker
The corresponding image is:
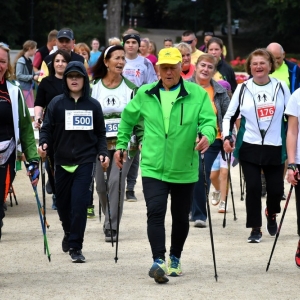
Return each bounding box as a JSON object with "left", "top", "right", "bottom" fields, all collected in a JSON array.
[
  {"left": 168, "top": 255, "right": 182, "bottom": 276},
  {"left": 149, "top": 259, "right": 169, "bottom": 284},
  {"left": 87, "top": 205, "right": 95, "bottom": 218}
]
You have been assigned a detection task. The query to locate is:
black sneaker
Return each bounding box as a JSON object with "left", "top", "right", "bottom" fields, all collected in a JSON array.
[
  {"left": 265, "top": 207, "right": 277, "bottom": 236},
  {"left": 62, "top": 232, "right": 70, "bottom": 253},
  {"left": 69, "top": 248, "right": 85, "bottom": 263},
  {"left": 105, "top": 229, "right": 117, "bottom": 242},
  {"left": 126, "top": 190, "right": 137, "bottom": 202},
  {"left": 46, "top": 180, "right": 53, "bottom": 194},
  {"left": 295, "top": 240, "right": 300, "bottom": 268},
  {"left": 247, "top": 227, "right": 262, "bottom": 243}
]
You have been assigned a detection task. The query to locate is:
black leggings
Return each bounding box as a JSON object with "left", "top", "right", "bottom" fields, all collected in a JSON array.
[
  {"left": 241, "top": 160, "right": 284, "bottom": 228},
  {"left": 0, "top": 152, "right": 16, "bottom": 221},
  {"left": 142, "top": 177, "right": 194, "bottom": 261}
]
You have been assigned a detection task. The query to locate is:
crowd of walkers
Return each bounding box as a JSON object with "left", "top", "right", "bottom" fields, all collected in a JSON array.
[{"left": 1, "top": 27, "right": 300, "bottom": 284}]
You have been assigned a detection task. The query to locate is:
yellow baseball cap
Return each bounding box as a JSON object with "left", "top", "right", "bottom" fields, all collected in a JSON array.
[{"left": 156, "top": 47, "right": 182, "bottom": 65}]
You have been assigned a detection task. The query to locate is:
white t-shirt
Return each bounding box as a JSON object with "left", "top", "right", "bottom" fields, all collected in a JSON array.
[
  {"left": 91, "top": 79, "right": 134, "bottom": 115},
  {"left": 285, "top": 88, "right": 300, "bottom": 163},
  {"left": 123, "top": 55, "right": 157, "bottom": 87}
]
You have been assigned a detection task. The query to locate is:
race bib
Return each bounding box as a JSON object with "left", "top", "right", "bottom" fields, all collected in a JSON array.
[
  {"left": 105, "top": 118, "right": 120, "bottom": 137},
  {"left": 65, "top": 110, "right": 93, "bottom": 130},
  {"left": 256, "top": 103, "right": 275, "bottom": 122}
]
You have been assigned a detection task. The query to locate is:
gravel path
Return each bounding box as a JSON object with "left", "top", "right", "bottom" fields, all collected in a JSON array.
[{"left": 1, "top": 164, "right": 299, "bottom": 299}]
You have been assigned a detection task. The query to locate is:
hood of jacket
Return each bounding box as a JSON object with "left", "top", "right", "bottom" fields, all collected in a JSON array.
[{"left": 62, "top": 61, "right": 90, "bottom": 100}]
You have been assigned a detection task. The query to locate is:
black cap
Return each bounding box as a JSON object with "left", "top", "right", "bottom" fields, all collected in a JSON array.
[
  {"left": 65, "top": 66, "right": 85, "bottom": 77},
  {"left": 57, "top": 29, "right": 74, "bottom": 40}
]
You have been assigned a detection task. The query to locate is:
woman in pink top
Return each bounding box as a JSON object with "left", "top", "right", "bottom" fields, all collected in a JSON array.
[
  {"left": 176, "top": 42, "right": 195, "bottom": 80},
  {"left": 139, "top": 39, "right": 158, "bottom": 74}
]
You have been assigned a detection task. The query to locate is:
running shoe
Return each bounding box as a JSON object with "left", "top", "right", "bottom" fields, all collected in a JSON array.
[
  {"left": 69, "top": 249, "right": 85, "bottom": 263},
  {"left": 265, "top": 207, "right": 277, "bottom": 236},
  {"left": 295, "top": 240, "right": 300, "bottom": 268},
  {"left": 194, "top": 219, "right": 206, "bottom": 228},
  {"left": 247, "top": 227, "right": 262, "bottom": 243},
  {"left": 168, "top": 255, "right": 182, "bottom": 276},
  {"left": 105, "top": 229, "right": 117, "bottom": 242},
  {"left": 218, "top": 201, "right": 228, "bottom": 213},
  {"left": 211, "top": 191, "right": 221, "bottom": 206},
  {"left": 149, "top": 259, "right": 169, "bottom": 284},
  {"left": 126, "top": 191, "right": 137, "bottom": 202},
  {"left": 87, "top": 205, "right": 95, "bottom": 218}
]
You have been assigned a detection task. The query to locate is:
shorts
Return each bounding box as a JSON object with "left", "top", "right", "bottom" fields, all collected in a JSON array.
[{"left": 211, "top": 151, "right": 234, "bottom": 171}]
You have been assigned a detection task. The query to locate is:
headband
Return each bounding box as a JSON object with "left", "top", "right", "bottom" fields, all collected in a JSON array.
[{"left": 122, "top": 34, "right": 141, "bottom": 46}]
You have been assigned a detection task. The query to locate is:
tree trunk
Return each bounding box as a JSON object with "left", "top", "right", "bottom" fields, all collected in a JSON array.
[
  {"left": 105, "top": 0, "right": 122, "bottom": 47},
  {"left": 226, "top": 0, "right": 234, "bottom": 61}
]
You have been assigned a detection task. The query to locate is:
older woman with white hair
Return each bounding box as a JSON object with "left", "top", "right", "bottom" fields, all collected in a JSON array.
[{"left": 176, "top": 42, "right": 195, "bottom": 80}]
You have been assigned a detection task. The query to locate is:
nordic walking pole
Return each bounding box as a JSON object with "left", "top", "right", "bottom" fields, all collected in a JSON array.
[
  {"left": 239, "top": 163, "right": 245, "bottom": 201},
  {"left": 115, "top": 150, "right": 123, "bottom": 263},
  {"left": 41, "top": 157, "right": 47, "bottom": 254},
  {"left": 223, "top": 153, "right": 231, "bottom": 228},
  {"left": 266, "top": 184, "right": 294, "bottom": 272},
  {"left": 199, "top": 133, "right": 218, "bottom": 281},
  {"left": 228, "top": 165, "right": 237, "bottom": 221},
  {"left": 25, "top": 162, "right": 51, "bottom": 262},
  {"left": 103, "top": 166, "right": 114, "bottom": 247}
]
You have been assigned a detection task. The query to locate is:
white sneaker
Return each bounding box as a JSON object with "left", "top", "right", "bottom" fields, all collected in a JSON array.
[
  {"left": 194, "top": 220, "right": 206, "bottom": 228},
  {"left": 218, "top": 201, "right": 228, "bottom": 213},
  {"left": 211, "top": 191, "right": 221, "bottom": 206}
]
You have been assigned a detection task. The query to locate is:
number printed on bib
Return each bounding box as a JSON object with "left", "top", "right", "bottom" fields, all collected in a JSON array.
[
  {"left": 257, "top": 104, "right": 275, "bottom": 121},
  {"left": 65, "top": 110, "right": 93, "bottom": 130},
  {"left": 105, "top": 118, "right": 120, "bottom": 137}
]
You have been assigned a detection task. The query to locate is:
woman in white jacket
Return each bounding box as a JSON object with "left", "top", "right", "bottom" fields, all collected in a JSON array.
[{"left": 223, "top": 48, "right": 290, "bottom": 243}]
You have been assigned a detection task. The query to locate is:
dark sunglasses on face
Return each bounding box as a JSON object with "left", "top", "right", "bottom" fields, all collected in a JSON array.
[{"left": 183, "top": 39, "right": 194, "bottom": 45}]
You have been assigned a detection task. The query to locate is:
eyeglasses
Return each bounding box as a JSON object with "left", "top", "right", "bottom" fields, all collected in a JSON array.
[
  {"left": 204, "top": 32, "right": 214, "bottom": 36},
  {"left": 0, "top": 42, "right": 10, "bottom": 50},
  {"left": 66, "top": 73, "right": 84, "bottom": 79},
  {"left": 182, "top": 39, "right": 194, "bottom": 45}
]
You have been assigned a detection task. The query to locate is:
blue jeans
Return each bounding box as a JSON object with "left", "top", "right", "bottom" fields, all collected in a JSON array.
[
  {"left": 55, "top": 163, "right": 95, "bottom": 250},
  {"left": 192, "top": 139, "right": 222, "bottom": 221}
]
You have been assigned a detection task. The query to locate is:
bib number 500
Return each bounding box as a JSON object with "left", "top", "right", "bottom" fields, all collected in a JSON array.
[{"left": 73, "top": 116, "right": 92, "bottom": 125}]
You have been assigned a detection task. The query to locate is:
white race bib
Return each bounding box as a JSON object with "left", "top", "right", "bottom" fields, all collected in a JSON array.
[
  {"left": 65, "top": 110, "right": 93, "bottom": 130},
  {"left": 105, "top": 118, "right": 120, "bottom": 137}
]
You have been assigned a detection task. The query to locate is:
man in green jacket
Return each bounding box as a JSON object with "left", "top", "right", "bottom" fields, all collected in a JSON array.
[{"left": 114, "top": 47, "right": 216, "bottom": 284}]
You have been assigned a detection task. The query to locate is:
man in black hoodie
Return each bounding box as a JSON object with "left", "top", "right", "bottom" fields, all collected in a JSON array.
[{"left": 38, "top": 61, "right": 109, "bottom": 263}]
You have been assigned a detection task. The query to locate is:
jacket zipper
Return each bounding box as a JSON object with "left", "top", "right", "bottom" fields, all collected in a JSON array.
[{"left": 180, "top": 103, "right": 183, "bottom": 125}]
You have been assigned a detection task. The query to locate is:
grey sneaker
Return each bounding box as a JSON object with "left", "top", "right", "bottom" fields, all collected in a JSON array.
[
  {"left": 194, "top": 219, "right": 206, "bottom": 228},
  {"left": 218, "top": 201, "right": 228, "bottom": 213},
  {"left": 211, "top": 191, "right": 221, "bottom": 205}
]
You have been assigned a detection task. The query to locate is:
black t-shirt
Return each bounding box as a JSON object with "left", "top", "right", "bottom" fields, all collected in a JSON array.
[
  {"left": 0, "top": 80, "right": 14, "bottom": 142},
  {"left": 35, "top": 75, "right": 63, "bottom": 109}
]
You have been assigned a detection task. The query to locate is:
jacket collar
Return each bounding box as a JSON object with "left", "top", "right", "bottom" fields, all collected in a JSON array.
[{"left": 145, "top": 77, "right": 188, "bottom": 102}]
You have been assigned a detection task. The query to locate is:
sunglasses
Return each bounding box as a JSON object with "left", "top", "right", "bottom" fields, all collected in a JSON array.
[
  {"left": 0, "top": 42, "right": 10, "bottom": 50},
  {"left": 204, "top": 32, "right": 214, "bottom": 36},
  {"left": 66, "top": 73, "right": 84, "bottom": 79},
  {"left": 182, "top": 39, "right": 194, "bottom": 45},
  {"left": 164, "top": 38, "right": 172, "bottom": 42}
]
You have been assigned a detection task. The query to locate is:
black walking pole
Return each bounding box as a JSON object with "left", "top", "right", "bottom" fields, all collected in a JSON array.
[
  {"left": 228, "top": 165, "right": 237, "bottom": 221},
  {"left": 266, "top": 184, "right": 294, "bottom": 271},
  {"left": 103, "top": 166, "right": 114, "bottom": 247},
  {"left": 41, "top": 157, "right": 47, "bottom": 254},
  {"left": 239, "top": 164, "right": 245, "bottom": 201},
  {"left": 115, "top": 150, "right": 123, "bottom": 263},
  {"left": 222, "top": 153, "right": 231, "bottom": 228},
  {"left": 199, "top": 134, "right": 218, "bottom": 281}
]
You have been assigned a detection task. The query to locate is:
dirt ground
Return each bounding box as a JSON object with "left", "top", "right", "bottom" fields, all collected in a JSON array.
[{"left": 1, "top": 162, "right": 299, "bottom": 300}]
